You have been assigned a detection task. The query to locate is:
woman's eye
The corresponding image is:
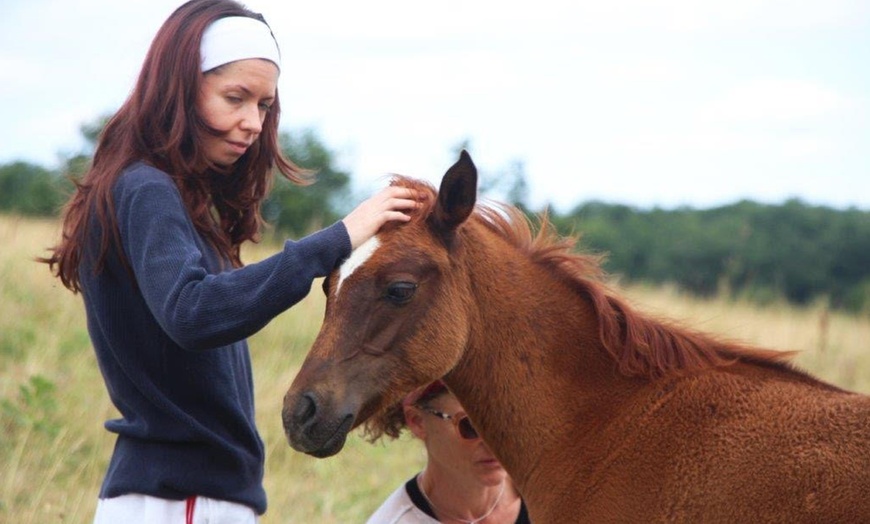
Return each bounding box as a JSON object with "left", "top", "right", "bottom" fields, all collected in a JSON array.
[
  {"left": 385, "top": 282, "right": 417, "bottom": 304},
  {"left": 226, "top": 95, "right": 242, "bottom": 104},
  {"left": 259, "top": 103, "right": 272, "bottom": 112}
]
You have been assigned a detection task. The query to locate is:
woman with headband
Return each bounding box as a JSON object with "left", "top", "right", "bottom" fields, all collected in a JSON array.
[
  {"left": 365, "top": 381, "right": 531, "bottom": 523},
  {"left": 41, "top": 1, "right": 421, "bottom": 522}
]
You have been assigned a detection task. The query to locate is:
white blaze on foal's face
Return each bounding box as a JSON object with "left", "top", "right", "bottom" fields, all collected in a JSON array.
[{"left": 336, "top": 236, "right": 381, "bottom": 295}]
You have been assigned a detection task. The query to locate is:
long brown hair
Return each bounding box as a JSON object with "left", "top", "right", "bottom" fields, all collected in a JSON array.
[{"left": 41, "top": 0, "right": 306, "bottom": 292}]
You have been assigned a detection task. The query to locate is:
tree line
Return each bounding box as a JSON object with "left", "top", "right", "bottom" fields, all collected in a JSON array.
[
  {"left": 2, "top": 118, "right": 868, "bottom": 313},
  {"left": 553, "top": 200, "right": 870, "bottom": 313}
]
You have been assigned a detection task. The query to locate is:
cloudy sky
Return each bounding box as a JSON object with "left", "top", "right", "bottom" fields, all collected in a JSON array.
[{"left": 2, "top": 0, "right": 868, "bottom": 212}]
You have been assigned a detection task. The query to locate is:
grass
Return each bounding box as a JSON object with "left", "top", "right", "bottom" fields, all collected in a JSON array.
[{"left": 1, "top": 214, "right": 867, "bottom": 522}]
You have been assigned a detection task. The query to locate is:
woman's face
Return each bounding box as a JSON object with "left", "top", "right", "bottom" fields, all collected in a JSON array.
[
  {"left": 412, "top": 394, "right": 508, "bottom": 488},
  {"left": 197, "top": 58, "right": 279, "bottom": 167}
]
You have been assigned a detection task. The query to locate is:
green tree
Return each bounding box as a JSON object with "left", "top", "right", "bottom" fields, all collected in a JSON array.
[
  {"left": 60, "top": 115, "right": 110, "bottom": 181},
  {"left": 0, "top": 161, "right": 67, "bottom": 216},
  {"left": 0, "top": 113, "right": 103, "bottom": 216},
  {"left": 262, "top": 129, "right": 351, "bottom": 237},
  {"left": 559, "top": 198, "right": 870, "bottom": 312}
]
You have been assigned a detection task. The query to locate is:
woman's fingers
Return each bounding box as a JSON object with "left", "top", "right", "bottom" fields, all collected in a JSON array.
[{"left": 342, "top": 186, "right": 426, "bottom": 249}]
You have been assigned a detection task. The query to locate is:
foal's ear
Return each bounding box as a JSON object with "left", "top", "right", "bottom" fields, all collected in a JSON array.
[{"left": 431, "top": 150, "right": 477, "bottom": 234}]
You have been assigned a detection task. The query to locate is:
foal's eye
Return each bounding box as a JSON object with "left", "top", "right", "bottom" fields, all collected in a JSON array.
[{"left": 385, "top": 282, "right": 417, "bottom": 304}]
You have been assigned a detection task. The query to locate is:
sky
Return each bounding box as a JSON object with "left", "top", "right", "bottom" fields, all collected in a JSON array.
[{"left": 2, "top": 0, "right": 868, "bottom": 212}]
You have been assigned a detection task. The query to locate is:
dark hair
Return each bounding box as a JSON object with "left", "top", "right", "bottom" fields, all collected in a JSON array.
[
  {"left": 41, "top": 0, "right": 307, "bottom": 292},
  {"left": 363, "top": 381, "right": 449, "bottom": 442}
]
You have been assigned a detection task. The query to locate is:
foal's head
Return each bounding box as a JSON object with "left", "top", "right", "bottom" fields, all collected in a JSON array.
[{"left": 283, "top": 151, "right": 479, "bottom": 457}]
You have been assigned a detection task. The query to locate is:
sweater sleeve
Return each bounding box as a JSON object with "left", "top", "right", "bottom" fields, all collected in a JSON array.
[{"left": 114, "top": 165, "right": 351, "bottom": 350}]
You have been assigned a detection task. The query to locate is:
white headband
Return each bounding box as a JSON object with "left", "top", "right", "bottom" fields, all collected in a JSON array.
[{"left": 200, "top": 16, "right": 281, "bottom": 73}]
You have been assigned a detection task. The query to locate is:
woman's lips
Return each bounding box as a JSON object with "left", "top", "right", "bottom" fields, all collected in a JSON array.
[{"left": 226, "top": 140, "right": 250, "bottom": 155}]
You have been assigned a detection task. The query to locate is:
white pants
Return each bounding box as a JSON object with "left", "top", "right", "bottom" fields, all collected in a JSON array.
[{"left": 94, "top": 494, "right": 258, "bottom": 524}]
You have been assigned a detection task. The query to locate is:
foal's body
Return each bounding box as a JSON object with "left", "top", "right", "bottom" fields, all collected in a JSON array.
[
  {"left": 442, "top": 215, "right": 870, "bottom": 522},
  {"left": 283, "top": 152, "right": 870, "bottom": 523}
]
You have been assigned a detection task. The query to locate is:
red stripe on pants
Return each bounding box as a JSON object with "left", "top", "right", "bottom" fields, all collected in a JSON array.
[{"left": 185, "top": 496, "right": 196, "bottom": 524}]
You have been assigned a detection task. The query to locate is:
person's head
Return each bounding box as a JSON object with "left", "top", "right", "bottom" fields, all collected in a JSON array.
[
  {"left": 45, "top": 0, "right": 305, "bottom": 290},
  {"left": 129, "top": 0, "right": 288, "bottom": 175},
  {"left": 196, "top": 14, "right": 281, "bottom": 168},
  {"left": 368, "top": 381, "right": 509, "bottom": 488}
]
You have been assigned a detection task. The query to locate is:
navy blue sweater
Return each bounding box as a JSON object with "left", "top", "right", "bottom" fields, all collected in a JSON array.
[{"left": 79, "top": 162, "right": 351, "bottom": 514}]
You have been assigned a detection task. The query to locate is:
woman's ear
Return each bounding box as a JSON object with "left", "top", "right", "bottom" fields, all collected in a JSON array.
[{"left": 404, "top": 405, "right": 427, "bottom": 440}]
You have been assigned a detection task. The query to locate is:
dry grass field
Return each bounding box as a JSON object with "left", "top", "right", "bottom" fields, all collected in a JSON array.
[{"left": 1, "top": 214, "right": 867, "bottom": 523}]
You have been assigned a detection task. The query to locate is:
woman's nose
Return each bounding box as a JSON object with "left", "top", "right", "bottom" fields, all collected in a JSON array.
[{"left": 240, "top": 103, "right": 263, "bottom": 134}]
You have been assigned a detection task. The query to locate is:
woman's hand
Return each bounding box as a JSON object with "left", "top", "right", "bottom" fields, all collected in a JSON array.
[{"left": 342, "top": 186, "right": 423, "bottom": 250}]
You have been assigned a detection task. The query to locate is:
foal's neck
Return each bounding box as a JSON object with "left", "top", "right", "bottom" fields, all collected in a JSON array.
[{"left": 444, "top": 231, "right": 638, "bottom": 501}]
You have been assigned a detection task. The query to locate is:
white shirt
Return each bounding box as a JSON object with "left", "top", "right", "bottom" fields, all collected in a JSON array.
[
  {"left": 366, "top": 482, "right": 438, "bottom": 524},
  {"left": 367, "top": 477, "right": 531, "bottom": 524}
]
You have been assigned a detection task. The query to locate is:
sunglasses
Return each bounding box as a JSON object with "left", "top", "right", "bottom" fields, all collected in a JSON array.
[{"left": 418, "top": 405, "right": 480, "bottom": 440}]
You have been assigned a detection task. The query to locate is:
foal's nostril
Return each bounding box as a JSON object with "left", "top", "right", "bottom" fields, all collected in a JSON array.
[{"left": 292, "top": 392, "right": 318, "bottom": 424}]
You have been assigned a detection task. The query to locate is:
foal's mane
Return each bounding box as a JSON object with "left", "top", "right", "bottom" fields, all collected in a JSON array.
[{"left": 391, "top": 176, "right": 806, "bottom": 381}]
